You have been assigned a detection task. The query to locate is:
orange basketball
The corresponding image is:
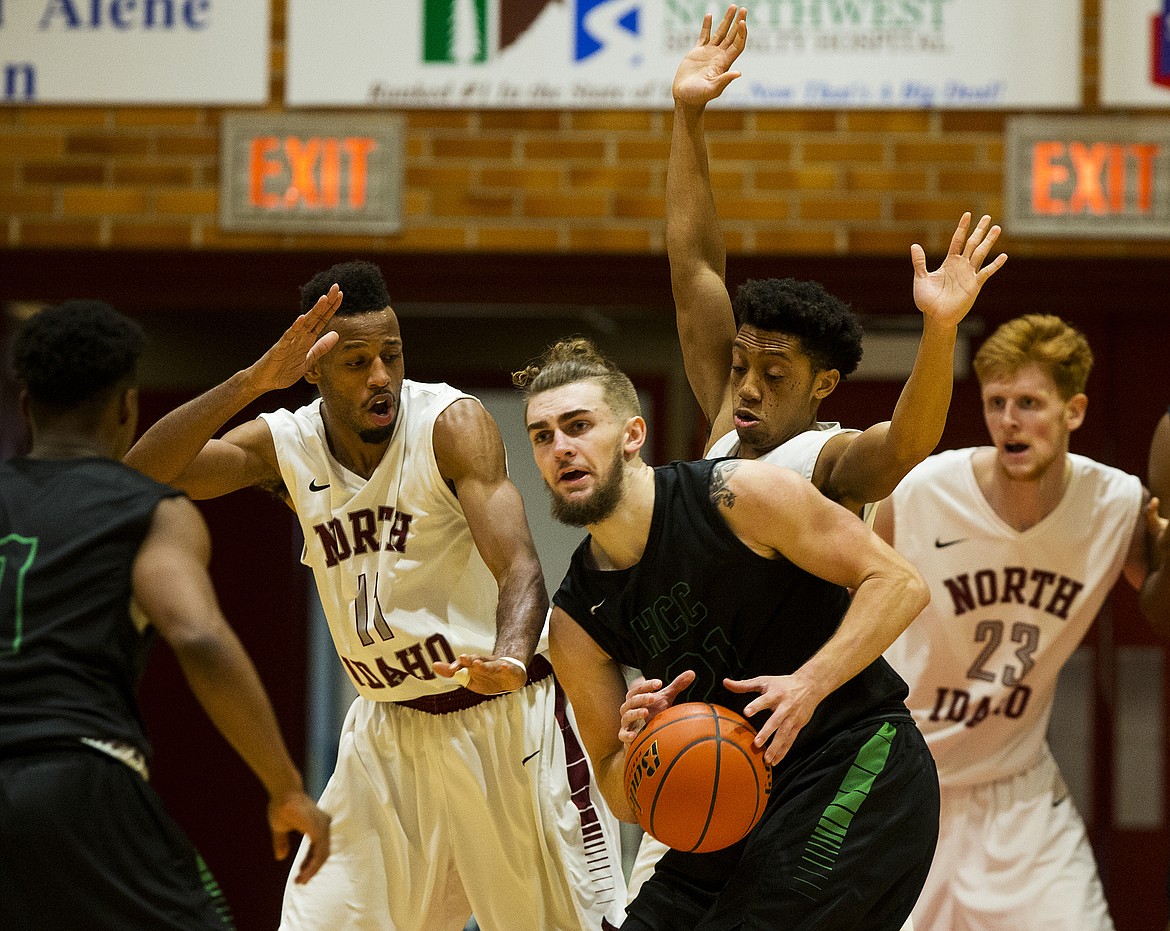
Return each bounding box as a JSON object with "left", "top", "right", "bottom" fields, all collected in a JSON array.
[{"left": 623, "top": 701, "right": 772, "bottom": 854}]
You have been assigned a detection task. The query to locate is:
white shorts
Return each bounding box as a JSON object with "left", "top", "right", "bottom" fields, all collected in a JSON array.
[
  {"left": 913, "top": 750, "right": 1113, "bottom": 931},
  {"left": 281, "top": 672, "right": 626, "bottom": 931}
]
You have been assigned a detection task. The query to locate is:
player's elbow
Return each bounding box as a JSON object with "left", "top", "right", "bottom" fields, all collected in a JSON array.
[{"left": 902, "top": 567, "right": 931, "bottom": 624}]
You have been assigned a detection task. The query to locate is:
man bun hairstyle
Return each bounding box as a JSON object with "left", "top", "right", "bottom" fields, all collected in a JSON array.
[
  {"left": 973, "top": 314, "right": 1093, "bottom": 400},
  {"left": 300, "top": 259, "right": 392, "bottom": 315},
  {"left": 732, "top": 278, "right": 864, "bottom": 378},
  {"left": 12, "top": 300, "right": 146, "bottom": 407},
  {"left": 513, "top": 337, "right": 640, "bottom": 420}
]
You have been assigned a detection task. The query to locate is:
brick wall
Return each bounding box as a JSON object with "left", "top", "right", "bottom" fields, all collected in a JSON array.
[{"left": 3, "top": 0, "right": 1167, "bottom": 259}]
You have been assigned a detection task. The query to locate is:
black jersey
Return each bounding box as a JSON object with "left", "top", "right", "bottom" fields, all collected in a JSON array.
[
  {"left": 0, "top": 457, "right": 182, "bottom": 757},
  {"left": 554, "top": 459, "right": 910, "bottom": 775}
]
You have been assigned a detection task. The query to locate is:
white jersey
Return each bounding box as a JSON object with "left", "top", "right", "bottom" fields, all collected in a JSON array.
[
  {"left": 262, "top": 381, "right": 508, "bottom": 702},
  {"left": 884, "top": 448, "right": 1141, "bottom": 788},
  {"left": 707, "top": 421, "right": 855, "bottom": 477}
]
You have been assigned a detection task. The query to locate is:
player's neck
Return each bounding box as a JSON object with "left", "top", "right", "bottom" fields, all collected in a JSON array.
[
  {"left": 587, "top": 463, "right": 656, "bottom": 571},
  {"left": 975, "top": 449, "right": 1072, "bottom": 532}
]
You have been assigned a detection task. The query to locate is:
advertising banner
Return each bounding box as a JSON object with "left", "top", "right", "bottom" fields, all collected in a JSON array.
[
  {"left": 1101, "top": 0, "right": 1170, "bottom": 107},
  {"left": 287, "top": 0, "right": 1081, "bottom": 110},
  {"left": 0, "top": 1, "right": 268, "bottom": 104}
]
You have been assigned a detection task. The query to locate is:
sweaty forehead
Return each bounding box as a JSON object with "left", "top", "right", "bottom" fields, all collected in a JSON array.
[
  {"left": 526, "top": 381, "right": 608, "bottom": 428},
  {"left": 333, "top": 308, "right": 401, "bottom": 345}
]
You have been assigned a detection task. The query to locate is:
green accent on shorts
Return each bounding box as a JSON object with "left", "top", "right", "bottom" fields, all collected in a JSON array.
[
  {"left": 793, "top": 721, "right": 896, "bottom": 898},
  {"left": 196, "top": 853, "right": 235, "bottom": 928}
]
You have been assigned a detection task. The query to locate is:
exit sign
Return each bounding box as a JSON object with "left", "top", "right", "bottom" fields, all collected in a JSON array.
[
  {"left": 1005, "top": 116, "right": 1170, "bottom": 238},
  {"left": 219, "top": 112, "right": 404, "bottom": 235}
]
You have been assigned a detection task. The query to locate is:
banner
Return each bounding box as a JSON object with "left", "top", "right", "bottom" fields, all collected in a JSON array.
[
  {"left": 1101, "top": 0, "right": 1170, "bottom": 107},
  {"left": 287, "top": 0, "right": 1081, "bottom": 110},
  {"left": 0, "top": 1, "right": 268, "bottom": 104}
]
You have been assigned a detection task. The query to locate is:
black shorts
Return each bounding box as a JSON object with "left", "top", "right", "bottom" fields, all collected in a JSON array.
[
  {"left": 0, "top": 745, "right": 235, "bottom": 931},
  {"left": 624, "top": 716, "right": 940, "bottom": 931}
]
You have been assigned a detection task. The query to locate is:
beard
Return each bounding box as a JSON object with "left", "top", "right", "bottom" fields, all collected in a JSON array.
[
  {"left": 550, "top": 445, "right": 626, "bottom": 527},
  {"left": 358, "top": 424, "right": 395, "bottom": 445}
]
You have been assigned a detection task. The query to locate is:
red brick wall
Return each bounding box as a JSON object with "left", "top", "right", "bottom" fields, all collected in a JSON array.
[{"left": 4, "top": 0, "right": 1166, "bottom": 260}]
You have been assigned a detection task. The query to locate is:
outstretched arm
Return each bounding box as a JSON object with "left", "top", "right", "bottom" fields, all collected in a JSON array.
[
  {"left": 819, "top": 214, "right": 1007, "bottom": 514},
  {"left": 124, "top": 286, "right": 341, "bottom": 499},
  {"left": 431, "top": 399, "right": 549, "bottom": 695},
  {"left": 668, "top": 5, "right": 746, "bottom": 436},
  {"left": 716, "top": 460, "right": 929, "bottom": 765},
  {"left": 132, "top": 496, "right": 331, "bottom": 884}
]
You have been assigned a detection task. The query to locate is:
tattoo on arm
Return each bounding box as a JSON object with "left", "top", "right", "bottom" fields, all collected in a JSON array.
[{"left": 710, "top": 461, "right": 740, "bottom": 509}]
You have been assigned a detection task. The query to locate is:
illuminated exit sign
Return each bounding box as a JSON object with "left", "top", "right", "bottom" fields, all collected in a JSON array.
[
  {"left": 1005, "top": 116, "right": 1170, "bottom": 238},
  {"left": 220, "top": 113, "right": 404, "bottom": 235}
]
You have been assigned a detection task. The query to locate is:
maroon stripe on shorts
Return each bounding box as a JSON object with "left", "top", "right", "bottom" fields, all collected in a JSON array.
[{"left": 553, "top": 676, "right": 620, "bottom": 909}]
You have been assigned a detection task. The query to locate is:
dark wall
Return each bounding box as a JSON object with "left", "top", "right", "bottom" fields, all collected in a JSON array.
[{"left": 5, "top": 248, "right": 1170, "bottom": 929}]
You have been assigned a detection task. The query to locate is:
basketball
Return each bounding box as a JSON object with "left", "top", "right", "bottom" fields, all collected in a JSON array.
[{"left": 623, "top": 701, "right": 772, "bottom": 854}]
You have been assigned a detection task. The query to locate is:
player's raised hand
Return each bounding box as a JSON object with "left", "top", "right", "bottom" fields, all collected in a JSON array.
[
  {"left": 618, "top": 670, "right": 697, "bottom": 744},
  {"left": 724, "top": 672, "right": 822, "bottom": 766},
  {"left": 268, "top": 789, "right": 332, "bottom": 885},
  {"left": 911, "top": 212, "right": 1007, "bottom": 329},
  {"left": 673, "top": 5, "right": 747, "bottom": 109},
  {"left": 249, "top": 284, "right": 342, "bottom": 394},
  {"left": 435, "top": 653, "right": 529, "bottom": 695}
]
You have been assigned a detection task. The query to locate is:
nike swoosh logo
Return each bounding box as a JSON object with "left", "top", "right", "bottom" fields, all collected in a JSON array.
[
  {"left": 522, "top": 750, "right": 541, "bottom": 766},
  {"left": 590, "top": 599, "right": 605, "bottom": 615},
  {"left": 935, "top": 538, "right": 966, "bottom": 548},
  {"left": 308, "top": 479, "right": 331, "bottom": 492}
]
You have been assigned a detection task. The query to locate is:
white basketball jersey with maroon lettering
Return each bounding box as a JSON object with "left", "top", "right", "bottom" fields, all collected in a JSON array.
[
  {"left": 261, "top": 381, "right": 502, "bottom": 702},
  {"left": 707, "top": 421, "right": 855, "bottom": 476},
  {"left": 884, "top": 448, "right": 1140, "bottom": 788}
]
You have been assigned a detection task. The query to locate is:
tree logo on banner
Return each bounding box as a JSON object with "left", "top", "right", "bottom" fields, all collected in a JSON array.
[
  {"left": 1154, "top": 0, "right": 1170, "bottom": 87},
  {"left": 422, "top": 0, "right": 553, "bottom": 63}
]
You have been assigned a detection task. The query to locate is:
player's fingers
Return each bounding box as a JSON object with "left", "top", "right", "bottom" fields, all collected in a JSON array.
[
  {"left": 976, "top": 252, "right": 1008, "bottom": 284},
  {"left": 665, "top": 670, "right": 696, "bottom": 696},
  {"left": 297, "top": 838, "right": 330, "bottom": 885},
  {"left": 711, "top": 5, "right": 737, "bottom": 45},
  {"left": 305, "top": 331, "right": 339, "bottom": 368},
  {"left": 696, "top": 12, "right": 713, "bottom": 45},
  {"left": 272, "top": 829, "right": 289, "bottom": 862},
  {"left": 909, "top": 242, "right": 928, "bottom": 278},
  {"left": 722, "top": 675, "right": 763, "bottom": 694},
  {"left": 962, "top": 214, "right": 992, "bottom": 257},
  {"left": 945, "top": 211, "right": 972, "bottom": 254}
]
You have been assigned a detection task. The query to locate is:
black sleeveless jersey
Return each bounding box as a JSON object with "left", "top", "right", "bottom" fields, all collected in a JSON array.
[
  {"left": 554, "top": 459, "right": 910, "bottom": 774},
  {"left": 0, "top": 457, "right": 182, "bottom": 757}
]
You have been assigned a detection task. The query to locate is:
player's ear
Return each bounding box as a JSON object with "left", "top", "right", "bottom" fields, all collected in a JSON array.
[
  {"left": 119, "top": 386, "right": 138, "bottom": 427},
  {"left": 812, "top": 368, "right": 840, "bottom": 400},
  {"left": 622, "top": 416, "right": 647, "bottom": 459},
  {"left": 1065, "top": 393, "right": 1087, "bottom": 431}
]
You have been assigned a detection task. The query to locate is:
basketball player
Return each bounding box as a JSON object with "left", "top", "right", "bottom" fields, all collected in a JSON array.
[
  {"left": 1, "top": 300, "right": 330, "bottom": 930},
  {"left": 626, "top": 5, "right": 1006, "bottom": 898},
  {"left": 667, "top": 6, "right": 1006, "bottom": 515},
  {"left": 124, "top": 261, "right": 626, "bottom": 931},
  {"left": 876, "top": 315, "right": 1170, "bottom": 930},
  {"left": 518, "top": 337, "right": 940, "bottom": 930}
]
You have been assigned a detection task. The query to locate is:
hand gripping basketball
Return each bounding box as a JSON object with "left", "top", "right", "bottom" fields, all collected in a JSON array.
[{"left": 623, "top": 702, "right": 772, "bottom": 853}]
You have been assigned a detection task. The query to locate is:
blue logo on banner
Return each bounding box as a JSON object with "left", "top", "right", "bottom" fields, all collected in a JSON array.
[
  {"left": 575, "top": 0, "right": 641, "bottom": 62},
  {"left": 1155, "top": 1, "right": 1170, "bottom": 87}
]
